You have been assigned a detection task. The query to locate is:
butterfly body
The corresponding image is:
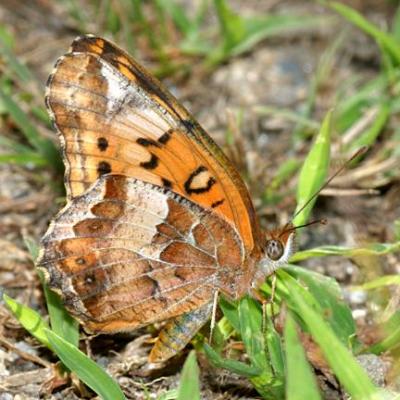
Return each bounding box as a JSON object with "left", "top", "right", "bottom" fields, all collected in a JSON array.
[{"left": 38, "top": 35, "right": 294, "bottom": 363}]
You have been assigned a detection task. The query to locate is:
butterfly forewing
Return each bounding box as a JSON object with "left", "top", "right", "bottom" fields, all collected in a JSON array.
[
  {"left": 39, "top": 175, "right": 246, "bottom": 332},
  {"left": 45, "top": 35, "right": 260, "bottom": 253}
]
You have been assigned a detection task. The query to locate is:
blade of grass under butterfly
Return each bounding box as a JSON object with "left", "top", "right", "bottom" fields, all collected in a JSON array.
[
  {"left": 41, "top": 279, "right": 80, "bottom": 348},
  {"left": 3, "top": 294, "right": 52, "bottom": 350},
  {"left": 265, "top": 317, "right": 285, "bottom": 377},
  {"left": 203, "top": 343, "right": 263, "bottom": 377},
  {"left": 46, "top": 329, "right": 126, "bottom": 400},
  {"left": 281, "top": 274, "right": 379, "bottom": 399},
  {"left": 293, "top": 110, "right": 332, "bottom": 226},
  {"left": 284, "top": 265, "right": 356, "bottom": 347},
  {"left": 238, "top": 296, "right": 285, "bottom": 399},
  {"left": 176, "top": 351, "right": 201, "bottom": 400},
  {"left": 284, "top": 313, "right": 322, "bottom": 400}
]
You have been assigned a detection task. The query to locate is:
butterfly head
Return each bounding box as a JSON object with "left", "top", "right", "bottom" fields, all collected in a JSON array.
[{"left": 259, "top": 223, "right": 296, "bottom": 274}]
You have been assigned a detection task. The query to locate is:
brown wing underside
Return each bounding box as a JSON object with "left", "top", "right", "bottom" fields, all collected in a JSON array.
[
  {"left": 45, "top": 35, "right": 260, "bottom": 253},
  {"left": 38, "top": 175, "right": 245, "bottom": 332}
]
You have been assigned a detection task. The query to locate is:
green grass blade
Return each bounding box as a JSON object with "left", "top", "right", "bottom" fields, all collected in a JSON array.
[
  {"left": 282, "top": 274, "right": 379, "bottom": 399},
  {"left": 23, "top": 236, "right": 40, "bottom": 261},
  {"left": 263, "top": 158, "right": 301, "bottom": 205},
  {"left": 3, "top": 294, "right": 52, "bottom": 350},
  {"left": 335, "top": 75, "right": 388, "bottom": 133},
  {"left": 0, "top": 36, "right": 34, "bottom": 83},
  {"left": 294, "top": 110, "right": 332, "bottom": 226},
  {"left": 42, "top": 280, "right": 80, "bottom": 347},
  {"left": 255, "top": 106, "right": 320, "bottom": 130},
  {"left": 238, "top": 297, "right": 269, "bottom": 372},
  {"left": 158, "top": 389, "right": 178, "bottom": 400},
  {"left": 0, "top": 153, "right": 48, "bottom": 167},
  {"left": 285, "top": 266, "right": 355, "bottom": 347},
  {"left": 349, "top": 101, "right": 390, "bottom": 149},
  {"left": 214, "top": 0, "right": 246, "bottom": 49},
  {"left": 157, "top": 0, "right": 192, "bottom": 35},
  {"left": 203, "top": 343, "right": 261, "bottom": 378},
  {"left": 238, "top": 297, "right": 285, "bottom": 399},
  {"left": 177, "top": 351, "right": 201, "bottom": 400},
  {"left": 204, "top": 343, "right": 263, "bottom": 377},
  {"left": 291, "top": 242, "right": 400, "bottom": 262},
  {"left": 265, "top": 317, "right": 285, "bottom": 376},
  {"left": 219, "top": 296, "right": 240, "bottom": 332},
  {"left": 0, "top": 89, "right": 60, "bottom": 169},
  {"left": 354, "top": 274, "right": 400, "bottom": 291},
  {"left": 46, "top": 329, "right": 126, "bottom": 400},
  {"left": 329, "top": 1, "right": 400, "bottom": 64},
  {"left": 364, "top": 311, "right": 400, "bottom": 355},
  {"left": 0, "top": 135, "right": 33, "bottom": 154},
  {"left": 284, "top": 313, "right": 321, "bottom": 400},
  {"left": 233, "top": 14, "right": 331, "bottom": 59},
  {"left": 393, "top": 5, "right": 400, "bottom": 40}
]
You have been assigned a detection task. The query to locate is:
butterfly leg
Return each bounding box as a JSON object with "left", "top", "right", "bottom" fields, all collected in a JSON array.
[
  {"left": 149, "top": 301, "right": 213, "bottom": 363},
  {"left": 259, "top": 273, "right": 277, "bottom": 333},
  {"left": 269, "top": 273, "right": 277, "bottom": 320},
  {"left": 209, "top": 290, "right": 219, "bottom": 345}
]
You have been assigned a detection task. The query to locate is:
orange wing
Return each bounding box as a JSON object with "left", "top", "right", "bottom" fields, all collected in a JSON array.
[{"left": 45, "top": 35, "right": 260, "bottom": 254}]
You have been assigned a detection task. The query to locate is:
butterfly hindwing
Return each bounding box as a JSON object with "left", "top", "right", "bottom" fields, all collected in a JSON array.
[{"left": 38, "top": 175, "right": 246, "bottom": 333}]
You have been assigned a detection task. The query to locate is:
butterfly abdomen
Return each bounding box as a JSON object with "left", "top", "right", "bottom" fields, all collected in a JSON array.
[{"left": 149, "top": 302, "right": 212, "bottom": 363}]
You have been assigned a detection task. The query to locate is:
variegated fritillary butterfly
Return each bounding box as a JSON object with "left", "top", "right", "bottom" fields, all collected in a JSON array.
[{"left": 38, "top": 35, "right": 296, "bottom": 363}]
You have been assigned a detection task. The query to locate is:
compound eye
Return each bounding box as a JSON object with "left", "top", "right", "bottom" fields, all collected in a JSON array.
[{"left": 266, "top": 239, "right": 284, "bottom": 261}]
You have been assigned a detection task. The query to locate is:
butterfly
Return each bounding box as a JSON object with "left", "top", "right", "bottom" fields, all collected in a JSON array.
[{"left": 38, "top": 35, "right": 296, "bottom": 363}]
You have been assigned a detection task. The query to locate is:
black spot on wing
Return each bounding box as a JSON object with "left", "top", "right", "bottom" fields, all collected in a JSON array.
[
  {"left": 136, "top": 137, "right": 160, "bottom": 147},
  {"left": 158, "top": 129, "right": 172, "bottom": 144},
  {"left": 97, "top": 161, "right": 112, "bottom": 176},
  {"left": 211, "top": 199, "right": 225, "bottom": 208},
  {"left": 97, "top": 137, "right": 109, "bottom": 151},
  {"left": 140, "top": 154, "right": 159, "bottom": 170},
  {"left": 162, "top": 178, "right": 172, "bottom": 188}
]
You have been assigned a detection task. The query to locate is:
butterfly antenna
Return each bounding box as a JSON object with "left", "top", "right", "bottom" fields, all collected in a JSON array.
[
  {"left": 279, "top": 218, "right": 327, "bottom": 237},
  {"left": 291, "top": 146, "right": 368, "bottom": 222}
]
